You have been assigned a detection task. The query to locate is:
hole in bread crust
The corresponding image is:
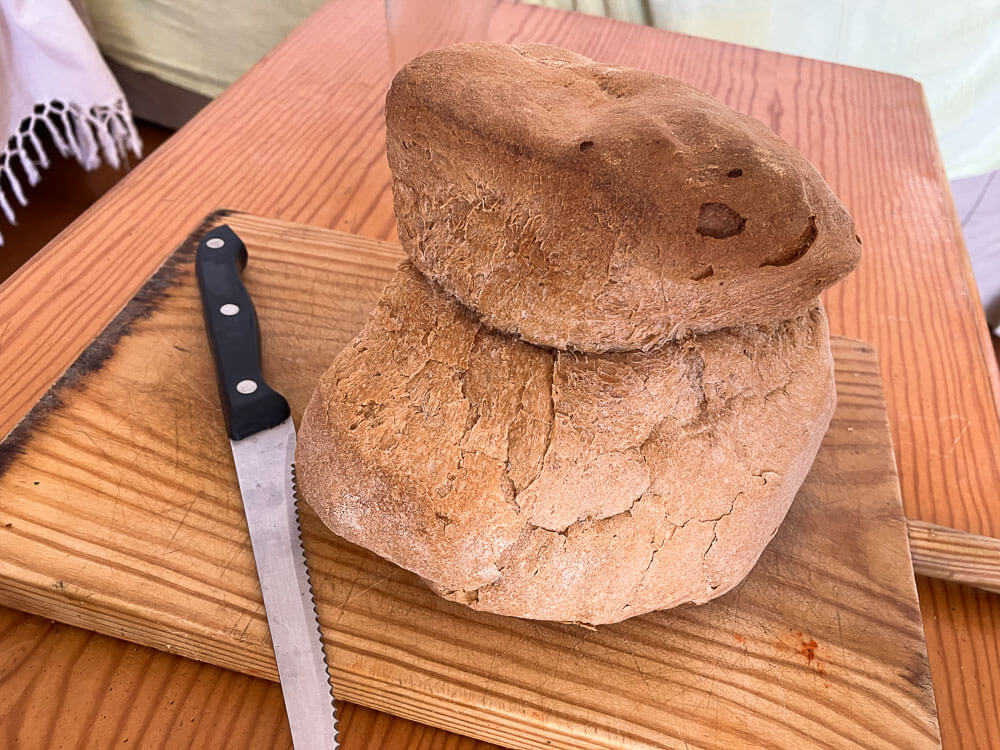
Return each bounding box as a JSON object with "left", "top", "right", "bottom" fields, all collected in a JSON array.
[
  {"left": 690, "top": 265, "right": 714, "bottom": 281},
  {"left": 579, "top": 140, "right": 594, "bottom": 152},
  {"left": 727, "top": 168, "right": 743, "bottom": 177},
  {"left": 758, "top": 216, "right": 818, "bottom": 267},
  {"left": 593, "top": 74, "right": 628, "bottom": 98},
  {"left": 696, "top": 203, "right": 746, "bottom": 239}
]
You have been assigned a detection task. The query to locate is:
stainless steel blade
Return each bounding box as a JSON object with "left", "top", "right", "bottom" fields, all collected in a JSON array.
[{"left": 229, "top": 417, "right": 339, "bottom": 749}]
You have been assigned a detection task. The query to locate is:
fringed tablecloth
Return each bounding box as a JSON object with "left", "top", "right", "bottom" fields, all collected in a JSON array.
[{"left": 0, "top": 0, "right": 141, "bottom": 245}]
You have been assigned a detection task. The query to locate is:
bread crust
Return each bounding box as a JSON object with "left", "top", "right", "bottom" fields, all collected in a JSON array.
[
  {"left": 386, "top": 42, "right": 861, "bottom": 353},
  {"left": 296, "top": 264, "right": 836, "bottom": 624},
  {"left": 297, "top": 43, "right": 856, "bottom": 623}
]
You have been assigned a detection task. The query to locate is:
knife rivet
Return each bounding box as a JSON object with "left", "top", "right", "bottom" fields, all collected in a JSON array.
[
  {"left": 220, "top": 303, "right": 240, "bottom": 316},
  {"left": 236, "top": 379, "right": 258, "bottom": 394},
  {"left": 206, "top": 238, "right": 225, "bottom": 249}
]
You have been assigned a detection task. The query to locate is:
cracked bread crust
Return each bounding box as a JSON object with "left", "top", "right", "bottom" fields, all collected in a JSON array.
[
  {"left": 386, "top": 42, "right": 862, "bottom": 353},
  {"left": 296, "top": 263, "right": 836, "bottom": 624}
]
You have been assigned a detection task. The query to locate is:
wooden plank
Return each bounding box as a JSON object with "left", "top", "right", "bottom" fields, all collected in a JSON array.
[
  {"left": 0, "top": 604, "right": 496, "bottom": 750},
  {"left": 908, "top": 520, "right": 1000, "bottom": 595},
  {"left": 0, "top": 1, "right": 996, "bottom": 746},
  {"left": 0, "top": 212, "right": 939, "bottom": 750}
]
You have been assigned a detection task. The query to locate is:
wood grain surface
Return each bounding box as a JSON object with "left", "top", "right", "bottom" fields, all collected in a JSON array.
[
  {"left": 0, "top": 605, "right": 495, "bottom": 750},
  {"left": 0, "top": 212, "right": 939, "bottom": 749},
  {"left": 0, "top": 0, "right": 996, "bottom": 747},
  {"left": 909, "top": 520, "right": 1000, "bottom": 595}
]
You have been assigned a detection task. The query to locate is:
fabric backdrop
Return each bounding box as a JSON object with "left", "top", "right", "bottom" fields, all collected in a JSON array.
[{"left": 85, "top": 0, "right": 997, "bottom": 179}]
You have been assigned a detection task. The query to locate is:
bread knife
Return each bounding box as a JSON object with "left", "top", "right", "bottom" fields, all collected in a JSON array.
[{"left": 196, "top": 225, "right": 339, "bottom": 749}]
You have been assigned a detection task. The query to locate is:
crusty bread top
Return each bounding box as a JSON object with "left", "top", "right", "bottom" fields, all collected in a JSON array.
[{"left": 386, "top": 42, "right": 862, "bottom": 353}]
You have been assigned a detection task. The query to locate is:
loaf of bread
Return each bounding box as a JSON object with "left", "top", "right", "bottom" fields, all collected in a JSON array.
[
  {"left": 386, "top": 43, "right": 861, "bottom": 353},
  {"left": 297, "top": 264, "right": 836, "bottom": 623},
  {"left": 296, "top": 42, "right": 860, "bottom": 624}
]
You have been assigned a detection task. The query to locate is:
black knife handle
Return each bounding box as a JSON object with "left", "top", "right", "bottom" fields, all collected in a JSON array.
[{"left": 195, "top": 225, "right": 290, "bottom": 441}]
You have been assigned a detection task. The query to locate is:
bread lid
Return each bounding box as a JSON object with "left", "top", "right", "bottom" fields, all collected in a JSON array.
[{"left": 386, "top": 42, "right": 862, "bottom": 352}]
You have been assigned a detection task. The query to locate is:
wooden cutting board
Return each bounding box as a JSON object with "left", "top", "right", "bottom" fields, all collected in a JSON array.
[{"left": 0, "top": 211, "right": 940, "bottom": 750}]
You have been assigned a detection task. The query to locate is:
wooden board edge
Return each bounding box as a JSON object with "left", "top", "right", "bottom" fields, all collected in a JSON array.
[
  {"left": 0, "top": 209, "right": 241, "bottom": 473},
  {"left": 846, "top": 343, "right": 942, "bottom": 743},
  {"left": 0, "top": 578, "right": 614, "bottom": 750}
]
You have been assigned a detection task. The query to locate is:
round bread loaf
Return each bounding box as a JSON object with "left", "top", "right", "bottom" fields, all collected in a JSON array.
[
  {"left": 386, "top": 42, "right": 862, "bottom": 353},
  {"left": 296, "top": 263, "right": 836, "bottom": 624}
]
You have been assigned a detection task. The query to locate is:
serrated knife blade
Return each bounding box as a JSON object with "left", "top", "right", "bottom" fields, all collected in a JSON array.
[
  {"left": 196, "top": 225, "right": 339, "bottom": 749},
  {"left": 230, "top": 421, "right": 339, "bottom": 748}
]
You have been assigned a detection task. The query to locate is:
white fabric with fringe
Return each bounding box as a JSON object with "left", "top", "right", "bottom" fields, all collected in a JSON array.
[{"left": 0, "top": 0, "right": 142, "bottom": 245}]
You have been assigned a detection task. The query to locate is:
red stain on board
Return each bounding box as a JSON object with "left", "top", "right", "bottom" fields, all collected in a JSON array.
[
  {"left": 733, "top": 633, "right": 746, "bottom": 644},
  {"left": 780, "top": 629, "right": 829, "bottom": 679},
  {"left": 798, "top": 638, "right": 818, "bottom": 663},
  {"left": 792, "top": 629, "right": 821, "bottom": 666}
]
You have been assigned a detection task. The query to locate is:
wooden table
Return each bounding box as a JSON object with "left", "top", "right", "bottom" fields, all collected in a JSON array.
[{"left": 1, "top": 1, "right": 998, "bottom": 747}]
